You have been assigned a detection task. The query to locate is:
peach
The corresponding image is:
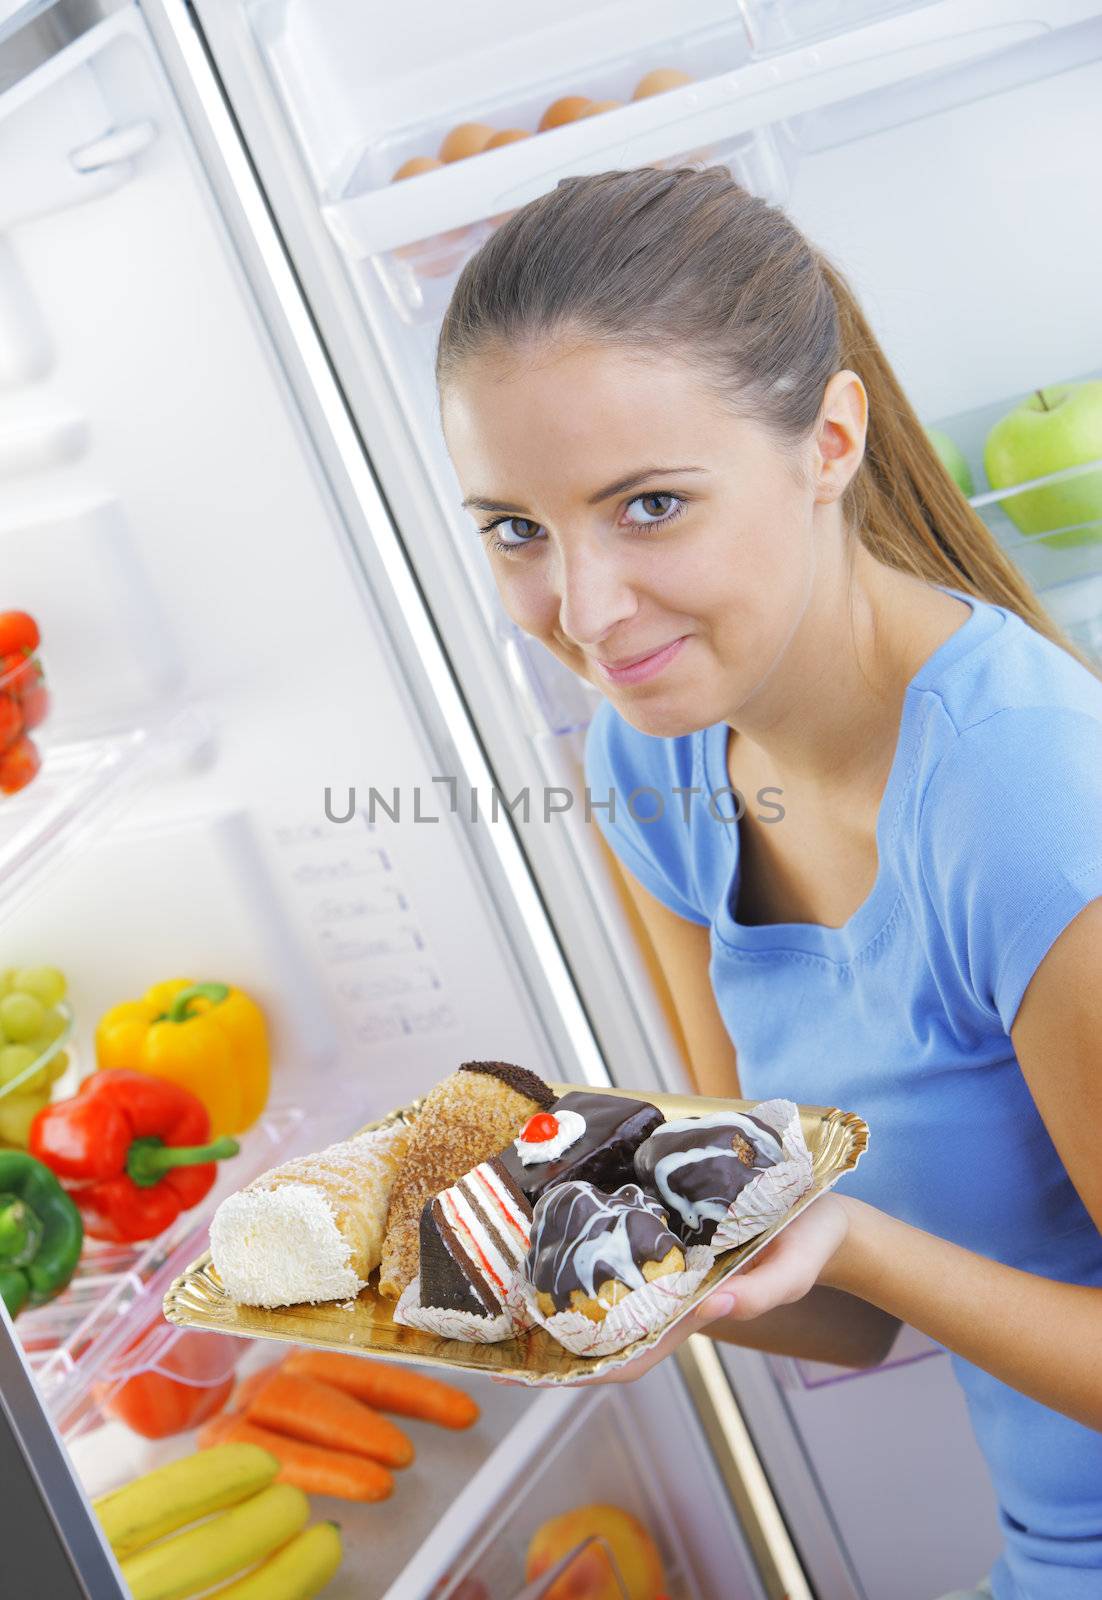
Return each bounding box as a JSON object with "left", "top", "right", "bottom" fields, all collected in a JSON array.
[{"left": 525, "top": 1504, "right": 665, "bottom": 1600}]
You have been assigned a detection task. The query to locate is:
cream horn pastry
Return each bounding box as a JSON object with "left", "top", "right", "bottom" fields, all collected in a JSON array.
[
  {"left": 633, "top": 1111, "right": 784, "bottom": 1246},
  {"left": 527, "top": 1180, "right": 685, "bottom": 1323},
  {"left": 378, "top": 1061, "right": 554, "bottom": 1299},
  {"left": 209, "top": 1121, "right": 412, "bottom": 1307}
]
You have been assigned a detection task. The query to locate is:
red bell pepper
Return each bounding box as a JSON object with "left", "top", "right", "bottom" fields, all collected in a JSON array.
[{"left": 28, "top": 1070, "right": 239, "bottom": 1243}]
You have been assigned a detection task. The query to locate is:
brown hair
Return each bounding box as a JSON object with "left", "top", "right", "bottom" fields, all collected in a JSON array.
[{"left": 438, "top": 166, "right": 1091, "bottom": 667}]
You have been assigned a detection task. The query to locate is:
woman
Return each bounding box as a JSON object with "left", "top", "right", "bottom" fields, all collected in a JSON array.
[{"left": 436, "top": 166, "right": 1102, "bottom": 1600}]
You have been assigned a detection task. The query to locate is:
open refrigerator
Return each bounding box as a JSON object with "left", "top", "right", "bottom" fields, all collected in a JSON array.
[{"left": 0, "top": 1, "right": 1099, "bottom": 1596}]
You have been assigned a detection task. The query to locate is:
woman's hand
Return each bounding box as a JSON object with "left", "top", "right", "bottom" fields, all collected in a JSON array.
[{"left": 497, "top": 1192, "right": 852, "bottom": 1388}]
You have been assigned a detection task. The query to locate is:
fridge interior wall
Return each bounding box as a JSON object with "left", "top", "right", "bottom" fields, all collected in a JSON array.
[{"left": 0, "top": 9, "right": 768, "bottom": 1597}]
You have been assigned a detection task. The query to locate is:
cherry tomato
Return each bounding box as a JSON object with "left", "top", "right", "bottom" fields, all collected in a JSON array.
[
  {"left": 0, "top": 693, "right": 21, "bottom": 749},
  {"left": 0, "top": 651, "right": 41, "bottom": 698},
  {"left": 0, "top": 612, "right": 40, "bottom": 656},
  {"left": 19, "top": 680, "right": 49, "bottom": 731},
  {"left": 0, "top": 735, "right": 41, "bottom": 795}
]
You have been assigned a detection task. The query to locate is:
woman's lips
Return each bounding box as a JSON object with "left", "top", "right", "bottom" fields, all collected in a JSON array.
[{"left": 595, "top": 636, "right": 688, "bottom": 686}]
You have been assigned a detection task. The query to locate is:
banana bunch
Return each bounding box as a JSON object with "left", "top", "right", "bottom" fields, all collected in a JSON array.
[{"left": 92, "top": 1442, "right": 342, "bottom": 1600}]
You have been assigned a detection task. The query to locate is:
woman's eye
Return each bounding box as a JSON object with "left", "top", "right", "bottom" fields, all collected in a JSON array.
[
  {"left": 624, "top": 493, "right": 681, "bottom": 525},
  {"left": 484, "top": 516, "right": 544, "bottom": 547}
]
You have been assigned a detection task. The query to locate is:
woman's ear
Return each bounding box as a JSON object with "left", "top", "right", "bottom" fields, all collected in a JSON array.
[{"left": 812, "top": 369, "right": 869, "bottom": 503}]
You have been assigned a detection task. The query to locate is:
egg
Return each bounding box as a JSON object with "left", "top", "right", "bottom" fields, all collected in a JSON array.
[
  {"left": 391, "top": 155, "right": 444, "bottom": 182},
  {"left": 581, "top": 99, "right": 623, "bottom": 116},
  {"left": 485, "top": 128, "right": 532, "bottom": 149},
  {"left": 539, "top": 96, "right": 594, "bottom": 131},
  {"left": 439, "top": 123, "right": 496, "bottom": 162},
  {"left": 633, "top": 68, "right": 693, "bottom": 99}
]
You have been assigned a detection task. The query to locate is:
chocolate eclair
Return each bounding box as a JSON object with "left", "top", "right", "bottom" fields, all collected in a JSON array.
[
  {"left": 526, "top": 1181, "right": 685, "bottom": 1323},
  {"left": 498, "top": 1091, "right": 664, "bottom": 1204},
  {"left": 633, "top": 1111, "right": 783, "bottom": 1246}
]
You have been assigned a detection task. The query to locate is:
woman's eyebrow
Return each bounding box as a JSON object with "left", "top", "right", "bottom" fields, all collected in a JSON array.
[{"left": 462, "top": 465, "right": 707, "bottom": 515}]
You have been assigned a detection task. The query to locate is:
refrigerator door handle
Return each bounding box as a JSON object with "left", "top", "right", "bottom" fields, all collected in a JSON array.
[{"left": 69, "top": 115, "right": 157, "bottom": 171}]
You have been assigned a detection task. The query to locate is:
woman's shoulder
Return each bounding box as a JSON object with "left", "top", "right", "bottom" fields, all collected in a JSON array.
[{"left": 919, "top": 590, "right": 1102, "bottom": 742}]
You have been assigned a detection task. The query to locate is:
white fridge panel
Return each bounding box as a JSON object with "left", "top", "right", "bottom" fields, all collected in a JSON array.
[{"left": 783, "top": 54, "right": 1102, "bottom": 423}]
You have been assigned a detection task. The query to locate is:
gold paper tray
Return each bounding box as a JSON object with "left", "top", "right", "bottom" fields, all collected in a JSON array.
[{"left": 164, "top": 1083, "right": 868, "bottom": 1385}]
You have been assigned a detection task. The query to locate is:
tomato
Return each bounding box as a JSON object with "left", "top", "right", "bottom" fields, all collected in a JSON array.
[
  {"left": 19, "top": 681, "right": 49, "bottom": 731},
  {"left": 0, "top": 735, "right": 40, "bottom": 795},
  {"left": 94, "top": 1323, "right": 240, "bottom": 1439},
  {"left": 101, "top": 1367, "right": 236, "bottom": 1438},
  {"left": 0, "top": 612, "right": 40, "bottom": 656},
  {"left": 0, "top": 694, "right": 21, "bottom": 749}
]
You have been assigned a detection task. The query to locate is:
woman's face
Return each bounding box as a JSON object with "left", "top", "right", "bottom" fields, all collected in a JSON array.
[{"left": 442, "top": 340, "right": 855, "bottom": 738}]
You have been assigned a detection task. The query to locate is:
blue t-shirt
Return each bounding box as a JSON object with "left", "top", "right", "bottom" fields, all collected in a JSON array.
[{"left": 584, "top": 584, "right": 1102, "bottom": 1600}]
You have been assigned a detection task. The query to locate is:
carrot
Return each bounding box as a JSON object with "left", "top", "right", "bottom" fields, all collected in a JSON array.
[
  {"left": 242, "top": 1369, "right": 414, "bottom": 1469},
  {"left": 230, "top": 1367, "right": 280, "bottom": 1412},
  {"left": 198, "top": 1413, "right": 393, "bottom": 1502},
  {"left": 283, "top": 1350, "right": 479, "bottom": 1430}
]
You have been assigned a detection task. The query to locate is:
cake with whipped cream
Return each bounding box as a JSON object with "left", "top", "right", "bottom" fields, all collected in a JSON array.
[
  {"left": 418, "top": 1155, "right": 534, "bottom": 1316},
  {"left": 498, "top": 1091, "right": 665, "bottom": 1203}
]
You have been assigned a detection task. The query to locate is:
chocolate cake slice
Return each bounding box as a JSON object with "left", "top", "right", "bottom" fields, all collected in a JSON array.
[
  {"left": 498, "top": 1091, "right": 665, "bottom": 1204},
  {"left": 418, "top": 1156, "right": 534, "bottom": 1317}
]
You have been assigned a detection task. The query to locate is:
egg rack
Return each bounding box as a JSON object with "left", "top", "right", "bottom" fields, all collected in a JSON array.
[{"left": 315, "top": 0, "right": 1102, "bottom": 326}]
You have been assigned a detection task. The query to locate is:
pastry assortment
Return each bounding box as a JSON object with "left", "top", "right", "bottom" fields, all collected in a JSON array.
[{"left": 208, "top": 1064, "right": 815, "bottom": 1363}]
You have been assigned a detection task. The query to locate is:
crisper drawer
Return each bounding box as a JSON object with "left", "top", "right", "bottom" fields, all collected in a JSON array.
[{"left": 425, "top": 1366, "right": 764, "bottom": 1600}]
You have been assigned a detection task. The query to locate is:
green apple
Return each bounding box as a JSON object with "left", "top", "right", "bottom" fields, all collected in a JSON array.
[
  {"left": 926, "top": 427, "right": 974, "bottom": 496},
  {"left": 983, "top": 381, "right": 1102, "bottom": 549}
]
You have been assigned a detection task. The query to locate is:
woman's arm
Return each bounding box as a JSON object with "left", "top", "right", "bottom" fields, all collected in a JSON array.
[
  {"left": 618, "top": 867, "right": 901, "bottom": 1369},
  {"left": 623, "top": 898, "right": 1102, "bottom": 1423},
  {"left": 822, "top": 896, "right": 1102, "bottom": 1431}
]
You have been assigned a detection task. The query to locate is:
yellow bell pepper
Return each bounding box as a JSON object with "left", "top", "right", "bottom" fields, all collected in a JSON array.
[{"left": 94, "top": 980, "right": 269, "bottom": 1139}]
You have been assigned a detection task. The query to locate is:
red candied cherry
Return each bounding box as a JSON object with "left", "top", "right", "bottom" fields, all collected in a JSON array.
[{"left": 521, "top": 1112, "right": 560, "bottom": 1144}]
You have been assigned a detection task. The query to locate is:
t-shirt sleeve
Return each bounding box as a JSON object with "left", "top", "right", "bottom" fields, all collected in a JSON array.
[
  {"left": 918, "top": 704, "right": 1102, "bottom": 1033},
  {"left": 583, "top": 699, "right": 709, "bottom": 926}
]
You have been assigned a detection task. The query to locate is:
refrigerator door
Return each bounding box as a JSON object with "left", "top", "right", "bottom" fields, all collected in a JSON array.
[
  {"left": 0, "top": 2, "right": 790, "bottom": 1596},
  {"left": 183, "top": 3, "right": 1101, "bottom": 1597}
]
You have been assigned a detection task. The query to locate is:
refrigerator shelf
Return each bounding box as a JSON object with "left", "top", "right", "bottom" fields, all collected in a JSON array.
[
  {"left": 20, "top": 1105, "right": 305, "bottom": 1437},
  {"left": 320, "top": 0, "right": 1099, "bottom": 261},
  {"left": 928, "top": 367, "right": 1102, "bottom": 660}
]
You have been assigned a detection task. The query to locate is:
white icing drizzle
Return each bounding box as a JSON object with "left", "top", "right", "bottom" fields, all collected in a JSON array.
[
  {"left": 643, "top": 1113, "right": 782, "bottom": 1233},
  {"left": 531, "top": 1182, "right": 674, "bottom": 1303},
  {"left": 514, "top": 1107, "right": 587, "bottom": 1166}
]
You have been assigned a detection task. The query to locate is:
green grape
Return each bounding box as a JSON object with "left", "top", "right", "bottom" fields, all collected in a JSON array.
[
  {"left": 0, "top": 992, "right": 46, "bottom": 1042},
  {"left": 13, "top": 966, "right": 66, "bottom": 1008},
  {"left": 0, "top": 1087, "right": 50, "bottom": 1146},
  {"left": 0, "top": 968, "right": 18, "bottom": 997},
  {"left": 35, "top": 1009, "right": 67, "bottom": 1047},
  {"left": 44, "top": 1049, "right": 69, "bottom": 1085},
  {"left": 0, "top": 1043, "right": 38, "bottom": 1086}
]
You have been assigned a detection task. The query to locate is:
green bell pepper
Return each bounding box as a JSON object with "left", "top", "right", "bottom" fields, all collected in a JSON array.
[{"left": 0, "top": 1149, "right": 83, "bottom": 1319}]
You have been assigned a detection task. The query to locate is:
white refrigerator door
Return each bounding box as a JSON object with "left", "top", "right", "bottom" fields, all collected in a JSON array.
[
  {"left": 184, "top": 2, "right": 1102, "bottom": 1597},
  {"left": 0, "top": 3, "right": 783, "bottom": 1597}
]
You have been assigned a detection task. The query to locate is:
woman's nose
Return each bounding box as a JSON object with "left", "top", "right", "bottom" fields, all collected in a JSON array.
[{"left": 553, "top": 542, "right": 638, "bottom": 648}]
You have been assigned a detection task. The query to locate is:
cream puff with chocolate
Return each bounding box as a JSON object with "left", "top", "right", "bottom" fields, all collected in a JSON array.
[
  {"left": 633, "top": 1111, "right": 784, "bottom": 1246},
  {"left": 526, "top": 1180, "right": 685, "bottom": 1323}
]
